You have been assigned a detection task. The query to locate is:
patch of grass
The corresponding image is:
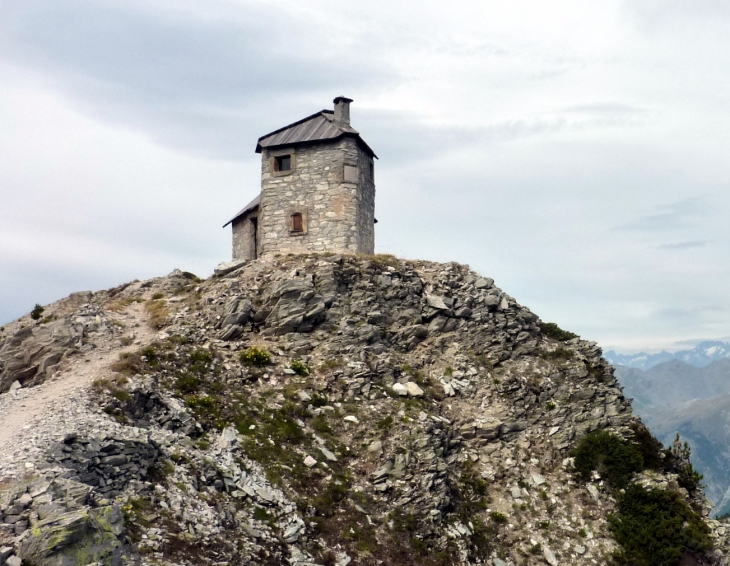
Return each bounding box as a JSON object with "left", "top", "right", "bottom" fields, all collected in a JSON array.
[
  {"left": 369, "top": 254, "right": 399, "bottom": 269},
  {"left": 541, "top": 347, "right": 574, "bottom": 361},
  {"left": 376, "top": 415, "right": 394, "bottom": 431},
  {"left": 151, "top": 292, "right": 165, "bottom": 300},
  {"left": 30, "top": 304, "right": 44, "bottom": 320},
  {"left": 240, "top": 346, "right": 271, "bottom": 367},
  {"left": 120, "top": 336, "right": 134, "bottom": 346},
  {"left": 145, "top": 299, "right": 169, "bottom": 328},
  {"left": 609, "top": 484, "right": 711, "bottom": 565},
  {"left": 317, "top": 358, "right": 343, "bottom": 374},
  {"left": 290, "top": 359, "right": 310, "bottom": 376},
  {"left": 311, "top": 415, "right": 332, "bottom": 435},
  {"left": 538, "top": 321, "right": 578, "bottom": 341},
  {"left": 40, "top": 315, "right": 55, "bottom": 324},
  {"left": 111, "top": 351, "right": 145, "bottom": 375},
  {"left": 107, "top": 296, "right": 144, "bottom": 312},
  {"left": 175, "top": 373, "right": 201, "bottom": 394},
  {"left": 490, "top": 511, "right": 507, "bottom": 524},
  {"left": 572, "top": 430, "right": 644, "bottom": 489}
]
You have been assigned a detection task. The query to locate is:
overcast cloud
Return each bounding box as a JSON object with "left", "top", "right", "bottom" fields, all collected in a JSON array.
[{"left": 2, "top": 0, "right": 730, "bottom": 353}]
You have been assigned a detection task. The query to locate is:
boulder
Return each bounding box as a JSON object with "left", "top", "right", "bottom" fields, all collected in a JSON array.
[{"left": 214, "top": 259, "right": 246, "bottom": 276}]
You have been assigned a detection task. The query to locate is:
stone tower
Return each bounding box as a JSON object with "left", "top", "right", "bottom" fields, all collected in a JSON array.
[{"left": 224, "top": 97, "right": 377, "bottom": 260}]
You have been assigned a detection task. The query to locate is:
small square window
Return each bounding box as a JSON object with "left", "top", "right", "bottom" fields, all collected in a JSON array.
[
  {"left": 274, "top": 155, "right": 291, "bottom": 172},
  {"left": 291, "top": 212, "right": 303, "bottom": 232}
]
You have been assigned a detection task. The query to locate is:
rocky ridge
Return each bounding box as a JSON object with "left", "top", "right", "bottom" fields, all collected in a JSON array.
[{"left": 0, "top": 254, "right": 728, "bottom": 565}]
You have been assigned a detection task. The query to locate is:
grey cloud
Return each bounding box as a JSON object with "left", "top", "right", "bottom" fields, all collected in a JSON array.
[
  {"left": 615, "top": 198, "right": 708, "bottom": 231},
  {"left": 364, "top": 111, "right": 569, "bottom": 165},
  {"left": 656, "top": 240, "right": 707, "bottom": 250},
  {"left": 1, "top": 1, "right": 398, "bottom": 161},
  {"left": 563, "top": 103, "right": 650, "bottom": 116}
]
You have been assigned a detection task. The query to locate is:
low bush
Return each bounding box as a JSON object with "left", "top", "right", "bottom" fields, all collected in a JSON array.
[
  {"left": 30, "top": 304, "right": 44, "bottom": 320},
  {"left": 538, "top": 321, "right": 578, "bottom": 341},
  {"left": 609, "top": 484, "right": 711, "bottom": 565},
  {"left": 572, "top": 430, "right": 643, "bottom": 489},
  {"left": 240, "top": 346, "right": 271, "bottom": 367},
  {"left": 290, "top": 360, "right": 310, "bottom": 376},
  {"left": 668, "top": 434, "right": 704, "bottom": 494}
]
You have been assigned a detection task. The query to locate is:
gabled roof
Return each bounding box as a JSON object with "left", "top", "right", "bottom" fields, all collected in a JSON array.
[
  {"left": 222, "top": 194, "right": 259, "bottom": 228},
  {"left": 256, "top": 110, "right": 377, "bottom": 158}
]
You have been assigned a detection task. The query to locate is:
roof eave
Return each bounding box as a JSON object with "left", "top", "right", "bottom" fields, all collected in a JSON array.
[{"left": 256, "top": 132, "right": 377, "bottom": 159}]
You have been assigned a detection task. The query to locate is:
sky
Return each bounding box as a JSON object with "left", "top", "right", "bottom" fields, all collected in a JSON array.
[{"left": 1, "top": 0, "right": 730, "bottom": 353}]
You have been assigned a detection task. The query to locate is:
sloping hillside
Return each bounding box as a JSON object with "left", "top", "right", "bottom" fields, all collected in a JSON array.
[{"left": 1, "top": 255, "right": 729, "bottom": 566}]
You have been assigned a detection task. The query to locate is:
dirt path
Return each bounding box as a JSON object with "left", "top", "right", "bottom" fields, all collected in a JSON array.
[{"left": 0, "top": 303, "right": 157, "bottom": 456}]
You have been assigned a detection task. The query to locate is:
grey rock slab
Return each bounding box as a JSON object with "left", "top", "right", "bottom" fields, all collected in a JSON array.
[
  {"left": 543, "top": 546, "right": 559, "bottom": 566},
  {"left": 392, "top": 383, "right": 408, "bottom": 396},
  {"left": 586, "top": 484, "right": 600, "bottom": 503},
  {"left": 217, "top": 426, "right": 239, "bottom": 450},
  {"left": 318, "top": 447, "right": 338, "bottom": 462},
  {"left": 474, "top": 277, "right": 494, "bottom": 289},
  {"left": 5, "top": 557, "right": 21, "bottom": 566},
  {"left": 214, "top": 259, "right": 246, "bottom": 276},
  {"left": 0, "top": 547, "right": 13, "bottom": 563},
  {"left": 425, "top": 294, "right": 449, "bottom": 310},
  {"left": 405, "top": 382, "right": 424, "bottom": 397}
]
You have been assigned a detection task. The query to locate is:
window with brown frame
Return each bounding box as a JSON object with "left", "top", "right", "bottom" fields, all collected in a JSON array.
[
  {"left": 291, "top": 212, "right": 303, "bottom": 233},
  {"left": 274, "top": 155, "right": 291, "bottom": 172}
]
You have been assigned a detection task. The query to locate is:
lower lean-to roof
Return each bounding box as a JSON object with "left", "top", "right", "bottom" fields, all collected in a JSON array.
[{"left": 223, "top": 194, "right": 260, "bottom": 228}]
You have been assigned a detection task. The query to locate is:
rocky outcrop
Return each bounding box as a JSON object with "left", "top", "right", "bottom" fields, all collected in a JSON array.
[
  {"left": 0, "top": 477, "right": 133, "bottom": 566},
  {"left": 1, "top": 255, "right": 729, "bottom": 565},
  {"left": 47, "top": 434, "right": 160, "bottom": 501}
]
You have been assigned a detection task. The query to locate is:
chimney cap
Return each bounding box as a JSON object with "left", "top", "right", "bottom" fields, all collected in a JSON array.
[{"left": 333, "top": 96, "right": 353, "bottom": 104}]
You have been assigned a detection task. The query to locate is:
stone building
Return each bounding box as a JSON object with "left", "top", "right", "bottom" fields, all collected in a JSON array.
[{"left": 224, "top": 97, "right": 377, "bottom": 260}]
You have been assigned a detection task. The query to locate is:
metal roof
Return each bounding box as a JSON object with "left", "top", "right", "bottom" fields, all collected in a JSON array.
[
  {"left": 256, "top": 110, "right": 377, "bottom": 158},
  {"left": 222, "top": 194, "right": 260, "bottom": 227}
]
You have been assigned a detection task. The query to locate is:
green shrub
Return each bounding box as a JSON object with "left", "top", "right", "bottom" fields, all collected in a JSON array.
[
  {"left": 175, "top": 373, "right": 201, "bottom": 394},
  {"left": 629, "top": 422, "right": 666, "bottom": 471},
  {"left": 151, "top": 292, "right": 165, "bottom": 300},
  {"left": 30, "top": 304, "right": 45, "bottom": 320},
  {"left": 240, "top": 346, "right": 271, "bottom": 367},
  {"left": 572, "top": 430, "right": 644, "bottom": 489},
  {"left": 290, "top": 360, "right": 310, "bottom": 376},
  {"left": 310, "top": 394, "right": 328, "bottom": 408},
  {"left": 538, "top": 321, "right": 578, "bottom": 341},
  {"left": 311, "top": 415, "right": 332, "bottom": 434},
  {"left": 609, "top": 484, "right": 711, "bottom": 565},
  {"left": 668, "top": 434, "right": 704, "bottom": 494},
  {"left": 490, "top": 511, "right": 508, "bottom": 524}
]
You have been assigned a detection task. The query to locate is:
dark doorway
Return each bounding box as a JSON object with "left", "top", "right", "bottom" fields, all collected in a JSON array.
[{"left": 251, "top": 217, "right": 258, "bottom": 259}]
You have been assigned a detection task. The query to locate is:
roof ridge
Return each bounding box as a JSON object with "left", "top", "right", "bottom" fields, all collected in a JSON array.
[{"left": 258, "top": 110, "right": 332, "bottom": 142}]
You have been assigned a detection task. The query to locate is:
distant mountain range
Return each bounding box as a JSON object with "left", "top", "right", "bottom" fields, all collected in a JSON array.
[
  {"left": 605, "top": 340, "right": 730, "bottom": 370},
  {"left": 614, "top": 357, "right": 730, "bottom": 517}
]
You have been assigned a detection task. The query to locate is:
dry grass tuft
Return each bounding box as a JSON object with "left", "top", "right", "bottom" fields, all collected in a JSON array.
[
  {"left": 107, "top": 297, "right": 144, "bottom": 312},
  {"left": 145, "top": 299, "right": 169, "bottom": 328}
]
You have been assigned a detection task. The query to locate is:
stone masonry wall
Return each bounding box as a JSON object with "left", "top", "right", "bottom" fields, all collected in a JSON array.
[
  {"left": 355, "top": 142, "right": 376, "bottom": 254},
  {"left": 258, "top": 137, "right": 375, "bottom": 257},
  {"left": 232, "top": 210, "right": 258, "bottom": 260}
]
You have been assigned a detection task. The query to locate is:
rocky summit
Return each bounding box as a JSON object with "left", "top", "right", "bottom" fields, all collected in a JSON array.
[{"left": 1, "top": 254, "right": 729, "bottom": 566}]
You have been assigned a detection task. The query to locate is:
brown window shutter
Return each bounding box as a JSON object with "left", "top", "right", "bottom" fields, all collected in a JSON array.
[{"left": 291, "top": 213, "right": 303, "bottom": 232}]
